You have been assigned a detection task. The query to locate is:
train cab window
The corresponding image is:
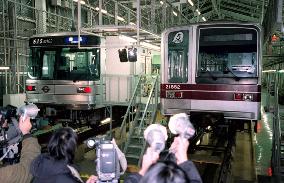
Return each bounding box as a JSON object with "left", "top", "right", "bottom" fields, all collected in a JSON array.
[
  {"left": 197, "top": 27, "right": 258, "bottom": 84},
  {"left": 42, "top": 51, "right": 55, "bottom": 79},
  {"left": 28, "top": 48, "right": 41, "bottom": 79},
  {"left": 167, "top": 30, "right": 189, "bottom": 83},
  {"left": 28, "top": 47, "right": 100, "bottom": 81}
]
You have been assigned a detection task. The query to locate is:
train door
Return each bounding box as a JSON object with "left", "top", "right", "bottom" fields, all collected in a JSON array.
[{"left": 160, "top": 28, "right": 192, "bottom": 115}]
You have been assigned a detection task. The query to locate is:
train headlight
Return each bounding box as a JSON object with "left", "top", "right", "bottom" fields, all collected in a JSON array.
[
  {"left": 243, "top": 94, "right": 253, "bottom": 101},
  {"left": 234, "top": 93, "right": 253, "bottom": 101}
]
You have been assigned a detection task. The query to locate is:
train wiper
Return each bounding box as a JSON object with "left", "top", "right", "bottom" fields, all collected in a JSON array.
[
  {"left": 201, "top": 68, "right": 217, "bottom": 80},
  {"left": 223, "top": 66, "right": 240, "bottom": 81}
]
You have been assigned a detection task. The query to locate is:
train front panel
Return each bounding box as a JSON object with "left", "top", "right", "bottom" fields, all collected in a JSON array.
[{"left": 160, "top": 23, "right": 261, "bottom": 120}]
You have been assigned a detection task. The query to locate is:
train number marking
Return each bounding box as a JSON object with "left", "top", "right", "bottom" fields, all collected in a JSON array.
[{"left": 165, "top": 84, "right": 181, "bottom": 90}]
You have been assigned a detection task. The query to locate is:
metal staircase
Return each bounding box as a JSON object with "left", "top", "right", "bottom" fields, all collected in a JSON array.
[{"left": 119, "top": 75, "right": 159, "bottom": 166}]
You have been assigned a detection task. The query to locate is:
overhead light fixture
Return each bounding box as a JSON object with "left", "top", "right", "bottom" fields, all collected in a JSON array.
[
  {"left": 187, "top": 0, "right": 194, "bottom": 6},
  {"left": 100, "top": 117, "right": 111, "bottom": 125},
  {"left": 95, "top": 7, "right": 107, "bottom": 14},
  {"left": 101, "top": 9, "right": 107, "bottom": 14},
  {"left": 160, "top": 1, "right": 164, "bottom": 5},
  {"left": 173, "top": 11, "right": 177, "bottom": 16},
  {"left": 117, "top": 16, "right": 125, "bottom": 21},
  {"left": 202, "top": 17, "right": 206, "bottom": 21},
  {"left": 129, "top": 22, "right": 136, "bottom": 25},
  {"left": 195, "top": 9, "right": 201, "bottom": 15},
  {"left": 119, "top": 35, "right": 137, "bottom": 43},
  {"left": 0, "top": 66, "right": 9, "bottom": 70},
  {"left": 140, "top": 42, "right": 160, "bottom": 50},
  {"left": 262, "top": 70, "right": 276, "bottom": 73},
  {"left": 73, "top": 0, "right": 85, "bottom": 4}
]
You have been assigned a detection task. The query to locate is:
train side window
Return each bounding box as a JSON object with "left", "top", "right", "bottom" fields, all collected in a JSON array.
[{"left": 167, "top": 30, "right": 189, "bottom": 83}]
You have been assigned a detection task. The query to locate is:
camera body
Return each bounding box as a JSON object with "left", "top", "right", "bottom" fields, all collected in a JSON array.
[
  {"left": 87, "top": 137, "right": 120, "bottom": 183},
  {"left": 0, "top": 105, "right": 20, "bottom": 146},
  {"left": 0, "top": 105, "right": 17, "bottom": 126}
]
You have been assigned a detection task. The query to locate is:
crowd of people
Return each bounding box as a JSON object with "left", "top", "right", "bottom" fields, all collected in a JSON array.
[{"left": 0, "top": 104, "right": 202, "bottom": 183}]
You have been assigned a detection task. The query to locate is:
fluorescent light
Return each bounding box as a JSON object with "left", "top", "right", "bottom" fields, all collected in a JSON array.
[
  {"left": 101, "top": 9, "right": 107, "bottom": 14},
  {"left": 73, "top": 0, "right": 85, "bottom": 4},
  {"left": 160, "top": 1, "right": 164, "bottom": 5},
  {"left": 100, "top": 117, "right": 111, "bottom": 125},
  {"left": 202, "top": 17, "right": 206, "bottom": 21},
  {"left": 117, "top": 16, "right": 125, "bottom": 21},
  {"left": 279, "top": 70, "right": 284, "bottom": 73},
  {"left": 95, "top": 7, "right": 107, "bottom": 14},
  {"left": 262, "top": 70, "right": 276, "bottom": 73},
  {"left": 196, "top": 140, "right": 201, "bottom": 145},
  {"left": 140, "top": 42, "right": 160, "bottom": 50},
  {"left": 119, "top": 35, "right": 137, "bottom": 43},
  {"left": 187, "top": 0, "right": 194, "bottom": 6},
  {"left": 129, "top": 22, "right": 136, "bottom": 25},
  {"left": 173, "top": 11, "right": 177, "bottom": 16},
  {"left": 0, "top": 66, "right": 9, "bottom": 70},
  {"left": 196, "top": 9, "right": 201, "bottom": 15}
]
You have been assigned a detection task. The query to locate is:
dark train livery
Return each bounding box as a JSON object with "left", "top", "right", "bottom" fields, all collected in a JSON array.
[{"left": 160, "top": 22, "right": 261, "bottom": 121}]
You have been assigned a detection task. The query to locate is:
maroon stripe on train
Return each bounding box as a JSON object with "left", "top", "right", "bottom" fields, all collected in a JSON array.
[
  {"left": 160, "top": 84, "right": 261, "bottom": 92},
  {"left": 160, "top": 91, "right": 261, "bottom": 102}
]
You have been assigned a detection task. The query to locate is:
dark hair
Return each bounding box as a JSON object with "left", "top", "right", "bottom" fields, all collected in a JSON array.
[
  {"left": 140, "top": 161, "right": 190, "bottom": 183},
  {"left": 47, "top": 127, "right": 77, "bottom": 164}
]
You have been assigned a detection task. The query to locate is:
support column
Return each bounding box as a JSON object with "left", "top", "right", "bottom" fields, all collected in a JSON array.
[
  {"left": 150, "top": 0, "right": 156, "bottom": 33},
  {"left": 35, "top": 0, "right": 47, "bottom": 34}
]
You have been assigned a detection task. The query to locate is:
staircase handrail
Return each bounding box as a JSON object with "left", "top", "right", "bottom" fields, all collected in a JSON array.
[
  {"left": 137, "top": 75, "right": 159, "bottom": 135},
  {"left": 119, "top": 75, "right": 143, "bottom": 138}
]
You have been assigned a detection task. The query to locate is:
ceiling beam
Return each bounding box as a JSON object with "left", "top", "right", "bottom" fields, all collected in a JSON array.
[
  {"left": 221, "top": 9, "right": 260, "bottom": 22},
  {"left": 189, "top": 10, "right": 215, "bottom": 22},
  {"left": 223, "top": 0, "right": 262, "bottom": 11},
  {"left": 211, "top": 0, "right": 222, "bottom": 19},
  {"left": 221, "top": 5, "right": 260, "bottom": 19}
]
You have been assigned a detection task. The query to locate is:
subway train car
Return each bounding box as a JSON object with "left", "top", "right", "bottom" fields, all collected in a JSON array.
[
  {"left": 160, "top": 22, "right": 262, "bottom": 123},
  {"left": 25, "top": 32, "right": 104, "bottom": 124}
]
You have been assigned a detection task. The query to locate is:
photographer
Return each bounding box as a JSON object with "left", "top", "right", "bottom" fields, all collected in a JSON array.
[
  {"left": 30, "top": 127, "right": 97, "bottom": 183},
  {"left": 125, "top": 113, "right": 202, "bottom": 183},
  {"left": 125, "top": 137, "right": 202, "bottom": 183},
  {"left": 0, "top": 105, "right": 41, "bottom": 183}
]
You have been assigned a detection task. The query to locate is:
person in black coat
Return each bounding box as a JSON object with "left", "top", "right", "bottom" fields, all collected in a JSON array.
[
  {"left": 125, "top": 136, "right": 202, "bottom": 183},
  {"left": 30, "top": 127, "right": 97, "bottom": 183}
]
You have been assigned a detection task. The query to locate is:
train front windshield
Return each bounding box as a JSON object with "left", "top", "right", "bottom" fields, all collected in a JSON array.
[
  {"left": 197, "top": 27, "right": 258, "bottom": 82},
  {"left": 28, "top": 47, "right": 100, "bottom": 81}
]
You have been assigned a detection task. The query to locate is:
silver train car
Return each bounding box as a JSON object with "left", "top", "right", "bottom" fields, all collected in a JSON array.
[
  {"left": 160, "top": 22, "right": 261, "bottom": 122},
  {"left": 26, "top": 32, "right": 101, "bottom": 110}
]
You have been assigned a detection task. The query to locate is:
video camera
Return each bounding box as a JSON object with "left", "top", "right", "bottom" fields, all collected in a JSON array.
[
  {"left": 0, "top": 105, "right": 17, "bottom": 125},
  {"left": 86, "top": 136, "right": 120, "bottom": 183},
  {"left": 0, "top": 105, "right": 20, "bottom": 147},
  {"left": 0, "top": 103, "right": 39, "bottom": 164}
]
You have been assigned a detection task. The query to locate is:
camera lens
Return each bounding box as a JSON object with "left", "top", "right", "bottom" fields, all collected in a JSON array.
[{"left": 87, "top": 139, "right": 96, "bottom": 148}]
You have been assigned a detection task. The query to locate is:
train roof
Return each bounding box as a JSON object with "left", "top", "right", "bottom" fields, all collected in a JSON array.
[
  {"left": 29, "top": 32, "right": 99, "bottom": 39},
  {"left": 161, "top": 21, "right": 261, "bottom": 35}
]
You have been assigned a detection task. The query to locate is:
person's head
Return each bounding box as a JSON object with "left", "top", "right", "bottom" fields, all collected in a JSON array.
[
  {"left": 140, "top": 161, "right": 190, "bottom": 183},
  {"left": 48, "top": 127, "right": 77, "bottom": 164}
]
